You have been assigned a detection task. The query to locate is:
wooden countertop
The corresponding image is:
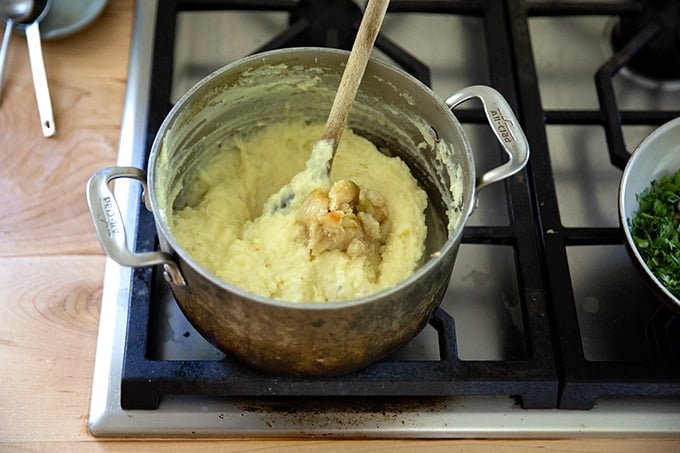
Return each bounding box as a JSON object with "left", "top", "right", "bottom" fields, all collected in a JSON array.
[{"left": 0, "top": 1, "right": 677, "bottom": 451}]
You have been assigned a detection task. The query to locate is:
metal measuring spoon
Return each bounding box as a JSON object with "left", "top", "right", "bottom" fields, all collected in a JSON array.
[
  {"left": 0, "top": 0, "right": 34, "bottom": 101},
  {"left": 0, "top": 0, "right": 55, "bottom": 136}
]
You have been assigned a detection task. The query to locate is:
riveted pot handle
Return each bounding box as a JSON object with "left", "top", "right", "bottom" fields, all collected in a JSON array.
[
  {"left": 445, "top": 85, "right": 530, "bottom": 194},
  {"left": 86, "top": 166, "right": 186, "bottom": 286}
]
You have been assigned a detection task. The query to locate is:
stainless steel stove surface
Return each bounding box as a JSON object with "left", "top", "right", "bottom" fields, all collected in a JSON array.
[{"left": 88, "top": 0, "right": 680, "bottom": 437}]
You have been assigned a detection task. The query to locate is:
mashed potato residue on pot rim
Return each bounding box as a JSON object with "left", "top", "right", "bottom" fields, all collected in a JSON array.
[{"left": 170, "top": 121, "right": 428, "bottom": 303}]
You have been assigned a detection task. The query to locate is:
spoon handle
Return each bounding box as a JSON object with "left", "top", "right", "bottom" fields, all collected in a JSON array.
[
  {"left": 322, "top": 0, "right": 390, "bottom": 146},
  {"left": 25, "top": 21, "right": 55, "bottom": 137},
  {"left": 0, "top": 18, "right": 13, "bottom": 102}
]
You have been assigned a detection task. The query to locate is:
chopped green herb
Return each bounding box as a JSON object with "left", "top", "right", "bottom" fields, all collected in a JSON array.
[{"left": 629, "top": 168, "right": 680, "bottom": 298}]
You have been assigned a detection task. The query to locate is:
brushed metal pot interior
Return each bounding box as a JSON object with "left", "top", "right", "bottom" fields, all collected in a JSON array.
[{"left": 148, "top": 48, "right": 474, "bottom": 376}]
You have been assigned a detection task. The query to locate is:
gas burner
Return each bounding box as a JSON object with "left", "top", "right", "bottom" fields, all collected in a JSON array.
[
  {"left": 274, "top": 0, "right": 430, "bottom": 85},
  {"left": 608, "top": 0, "right": 680, "bottom": 86},
  {"left": 289, "top": 0, "right": 362, "bottom": 49}
]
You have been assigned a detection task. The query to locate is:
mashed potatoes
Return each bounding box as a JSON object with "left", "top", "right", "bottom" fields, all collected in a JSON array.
[{"left": 170, "top": 121, "right": 427, "bottom": 302}]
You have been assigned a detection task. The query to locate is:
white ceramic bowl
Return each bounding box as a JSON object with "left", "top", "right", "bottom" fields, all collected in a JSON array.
[
  {"left": 40, "top": 0, "right": 107, "bottom": 40},
  {"left": 619, "top": 117, "right": 680, "bottom": 312}
]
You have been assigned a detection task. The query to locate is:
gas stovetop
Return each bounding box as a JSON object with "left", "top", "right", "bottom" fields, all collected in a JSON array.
[{"left": 88, "top": 0, "right": 680, "bottom": 437}]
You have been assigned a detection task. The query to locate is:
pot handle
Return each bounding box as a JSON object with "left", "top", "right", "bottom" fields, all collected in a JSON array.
[
  {"left": 86, "top": 166, "right": 186, "bottom": 286},
  {"left": 445, "top": 85, "right": 529, "bottom": 194}
]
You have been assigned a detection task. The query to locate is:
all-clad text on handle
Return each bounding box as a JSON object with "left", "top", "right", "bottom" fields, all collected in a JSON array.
[
  {"left": 86, "top": 166, "right": 185, "bottom": 286},
  {"left": 445, "top": 85, "right": 530, "bottom": 202}
]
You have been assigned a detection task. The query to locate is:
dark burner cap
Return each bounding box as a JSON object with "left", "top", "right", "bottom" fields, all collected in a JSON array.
[
  {"left": 290, "top": 0, "right": 363, "bottom": 50},
  {"left": 610, "top": 0, "right": 680, "bottom": 82}
]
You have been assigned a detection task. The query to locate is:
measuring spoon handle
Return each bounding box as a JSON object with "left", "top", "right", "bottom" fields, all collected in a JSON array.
[
  {"left": 0, "top": 18, "right": 13, "bottom": 102},
  {"left": 25, "top": 21, "right": 55, "bottom": 137}
]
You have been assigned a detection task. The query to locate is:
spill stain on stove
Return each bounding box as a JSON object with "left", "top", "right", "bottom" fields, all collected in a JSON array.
[{"left": 236, "top": 396, "right": 451, "bottom": 429}]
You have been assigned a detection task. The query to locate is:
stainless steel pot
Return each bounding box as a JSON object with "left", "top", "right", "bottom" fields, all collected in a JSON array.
[{"left": 87, "top": 48, "right": 529, "bottom": 376}]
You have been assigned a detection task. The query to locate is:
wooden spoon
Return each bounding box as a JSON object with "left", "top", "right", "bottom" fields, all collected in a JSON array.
[
  {"left": 265, "top": 0, "right": 390, "bottom": 213},
  {"left": 321, "top": 0, "right": 390, "bottom": 170}
]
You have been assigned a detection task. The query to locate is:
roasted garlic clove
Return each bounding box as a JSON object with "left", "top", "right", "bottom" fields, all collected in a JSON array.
[{"left": 296, "top": 179, "right": 389, "bottom": 257}]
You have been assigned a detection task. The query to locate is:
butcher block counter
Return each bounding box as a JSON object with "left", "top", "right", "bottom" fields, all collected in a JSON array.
[{"left": 0, "top": 1, "right": 677, "bottom": 451}]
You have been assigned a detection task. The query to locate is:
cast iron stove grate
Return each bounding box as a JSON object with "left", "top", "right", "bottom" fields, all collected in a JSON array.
[
  {"left": 514, "top": 0, "right": 680, "bottom": 408},
  {"left": 120, "top": 0, "right": 680, "bottom": 411}
]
